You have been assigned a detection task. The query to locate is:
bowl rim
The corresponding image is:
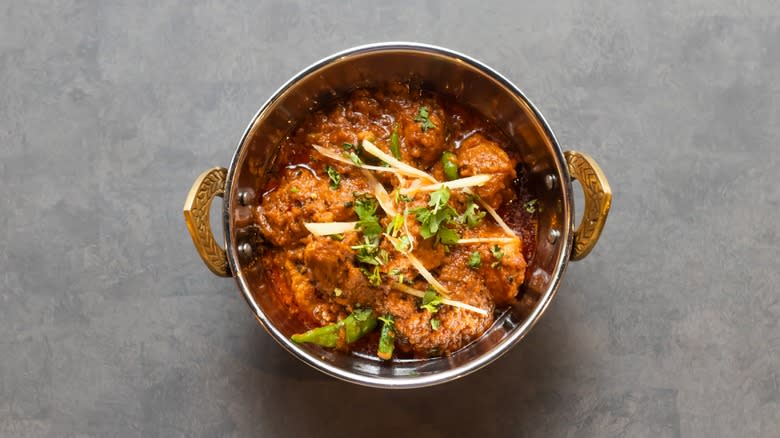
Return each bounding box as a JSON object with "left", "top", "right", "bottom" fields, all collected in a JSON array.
[{"left": 223, "top": 41, "right": 573, "bottom": 388}]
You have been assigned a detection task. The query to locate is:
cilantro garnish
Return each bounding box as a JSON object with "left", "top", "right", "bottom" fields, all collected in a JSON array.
[
  {"left": 333, "top": 288, "right": 343, "bottom": 297},
  {"left": 390, "top": 125, "right": 401, "bottom": 159},
  {"left": 360, "top": 265, "right": 382, "bottom": 287},
  {"left": 326, "top": 165, "right": 340, "bottom": 189},
  {"left": 409, "top": 186, "right": 460, "bottom": 245},
  {"left": 353, "top": 196, "right": 382, "bottom": 237},
  {"left": 393, "top": 235, "right": 411, "bottom": 253},
  {"left": 389, "top": 268, "right": 406, "bottom": 285},
  {"left": 459, "top": 198, "right": 486, "bottom": 228},
  {"left": 428, "top": 185, "right": 450, "bottom": 213},
  {"left": 420, "top": 288, "right": 443, "bottom": 313},
  {"left": 386, "top": 213, "right": 404, "bottom": 237},
  {"left": 351, "top": 236, "right": 388, "bottom": 266},
  {"left": 524, "top": 199, "right": 539, "bottom": 213},
  {"left": 490, "top": 245, "right": 505, "bottom": 268},
  {"left": 378, "top": 314, "right": 395, "bottom": 326},
  {"left": 347, "top": 151, "right": 363, "bottom": 165},
  {"left": 414, "top": 106, "right": 437, "bottom": 132},
  {"left": 468, "top": 251, "right": 481, "bottom": 269},
  {"left": 430, "top": 318, "right": 441, "bottom": 330},
  {"left": 289, "top": 187, "right": 299, "bottom": 194},
  {"left": 436, "top": 227, "right": 459, "bottom": 246},
  {"left": 329, "top": 233, "right": 344, "bottom": 241},
  {"left": 395, "top": 191, "right": 413, "bottom": 203},
  {"left": 341, "top": 143, "right": 364, "bottom": 164}
]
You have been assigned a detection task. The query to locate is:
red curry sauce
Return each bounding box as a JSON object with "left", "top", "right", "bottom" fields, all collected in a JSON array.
[{"left": 252, "top": 82, "right": 537, "bottom": 359}]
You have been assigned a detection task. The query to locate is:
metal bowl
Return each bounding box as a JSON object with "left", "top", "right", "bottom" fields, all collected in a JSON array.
[{"left": 183, "top": 42, "right": 611, "bottom": 388}]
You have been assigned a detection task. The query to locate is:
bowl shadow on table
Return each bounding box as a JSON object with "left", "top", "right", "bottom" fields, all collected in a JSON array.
[{"left": 232, "top": 296, "right": 583, "bottom": 437}]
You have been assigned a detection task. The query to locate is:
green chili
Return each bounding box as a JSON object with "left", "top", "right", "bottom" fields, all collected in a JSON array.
[
  {"left": 390, "top": 125, "right": 401, "bottom": 160},
  {"left": 291, "top": 308, "right": 377, "bottom": 347},
  {"left": 441, "top": 151, "right": 459, "bottom": 181},
  {"left": 377, "top": 314, "right": 395, "bottom": 360}
]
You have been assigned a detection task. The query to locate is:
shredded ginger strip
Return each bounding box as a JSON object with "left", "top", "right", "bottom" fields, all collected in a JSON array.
[
  {"left": 392, "top": 283, "right": 489, "bottom": 316},
  {"left": 384, "top": 234, "right": 450, "bottom": 297},
  {"left": 303, "top": 222, "right": 358, "bottom": 236},
  {"left": 312, "top": 145, "right": 405, "bottom": 176},
  {"left": 456, "top": 237, "right": 519, "bottom": 245},
  {"left": 462, "top": 188, "right": 516, "bottom": 237},
  {"left": 399, "top": 174, "right": 493, "bottom": 195},
  {"left": 361, "top": 170, "right": 397, "bottom": 216},
  {"left": 361, "top": 139, "right": 437, "bottom": 183}
]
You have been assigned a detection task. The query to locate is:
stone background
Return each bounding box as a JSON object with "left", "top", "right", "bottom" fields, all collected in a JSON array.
[{"left": 1, "top": 1, "right": 778, "bottom": 436}]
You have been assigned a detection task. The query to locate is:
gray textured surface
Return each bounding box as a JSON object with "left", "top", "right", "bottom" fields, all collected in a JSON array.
[{"left": 1, "top": 0, "right": 778, "bottom": 436}]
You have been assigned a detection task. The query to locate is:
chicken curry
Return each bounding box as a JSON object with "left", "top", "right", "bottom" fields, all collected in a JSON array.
[{"left": 252, "top": 82, "right": 538, "bottom": 359}]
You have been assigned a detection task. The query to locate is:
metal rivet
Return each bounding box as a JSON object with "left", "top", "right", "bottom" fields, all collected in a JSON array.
[
  {"left": 238, "top": 242, "right": 253, "bottom": 260},
  {"left": 238, "top": 189, "right": 255, "bottom": 206},
  {"left": 547, "top": 229, "right": 560, "bottom": 244},
  {"left": 545, "top": 175, "right": 557, "bottom": 190}
]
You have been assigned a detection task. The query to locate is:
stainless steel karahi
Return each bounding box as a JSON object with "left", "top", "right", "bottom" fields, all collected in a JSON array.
[{"left": 183, "top": 42, "right": 612, "bottom": 388}]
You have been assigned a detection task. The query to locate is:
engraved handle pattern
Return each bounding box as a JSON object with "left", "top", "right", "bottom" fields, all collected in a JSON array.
[
  {"left": 565, "top": 151, "right": 612, "bottom": 261},
  {"left": 183, "top": 167, "right": 231, "bottom": 277}
]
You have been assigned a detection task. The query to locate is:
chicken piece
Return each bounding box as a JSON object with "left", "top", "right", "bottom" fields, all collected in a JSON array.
[
  {"left": 378, "top": 288, "right": 493, "bottom": 356},
  {"left": 457, "top": 134, "right": 517, "bottom": 208},
  {"left": 456, "top": 233, "right": 526, "bottom": 305},
  {"left": 303, "top": 237, "right": 378, "bottom": 308},
  {"left": 273, "top": 249, "right": 341, "bottom": 326},
  {"left": 379, "top": 251, "right": 494, "bottom": 356},
  {"left": 255, "top": 169, "right": 368, "bottom": 247},
  {"left": 398, "top": 103, "right": 447, "bottom": 167}
]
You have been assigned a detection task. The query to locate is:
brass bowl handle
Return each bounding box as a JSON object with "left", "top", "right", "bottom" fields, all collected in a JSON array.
[
  {"left": 564, "top": 151, "right": 612, "bottom": 261},
  {"left": 183, "top": 167, "right": 231, "bottom": 277}
]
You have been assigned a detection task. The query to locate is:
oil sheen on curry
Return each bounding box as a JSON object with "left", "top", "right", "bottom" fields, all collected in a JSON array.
[{"left": 253, "top": 82, "right": 538, "bottom": 359}]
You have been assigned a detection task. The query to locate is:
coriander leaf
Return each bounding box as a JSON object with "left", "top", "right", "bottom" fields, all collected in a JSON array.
[
  {"left": 390, "top": 125, "right": 401, "bottom": 159},
  {"left": 490, "top": 244, "right": 505, "bottom": 268},
  {"left": 347, "top": 151, "right": 363, "bottom": 165},
  {"left": 414, "top": 106, "right": 437, "bottom": 132},
  {"left": 409, "top": 206, "right": 433, "bottom": 234},
  {"left": 378, "top": 314, "right": 395, "bottom": 326},
  {"left": 459, "top": 199, "right": 486, "bottom": 228},
  {"left": 428, "top": 186, "right": 451, "bottom": 214},
  {"left": 289, "top": 187, "right": 299, "bottom": 194},
  {"left": 395, "top": 192, "right": 413, "bottom": 203},
  {"left": 390, "top": 267, "right": 405, "bottom": 285},
  {"left": 430, "top": 318, "right": 441, "bottom": 330},
  {"left": 410, "top": 190, "right": 459, "bottom": 244},
  {"left": 386, "top": 213, "right": 404, "bottom": 237},
  {"left": 342, "top": 142, "right": 355, "bottom": 150},
  {"left": 334, "top": 288, "right": 343, "bottom": 297},
  {"left": 468, "top": 251, "right": 481, "bottom": 269},
  {"left": 354, "top": 197, "right": 382, "bottom": 237},
  {"left": 436, "top": 226, "right": 460, "bottom": 246},
  {"left": 329, "top": 233, "right": 344, "bottom": 241},
  {"left": 524, "top": 199, "right": 539, "bottom": 213},
  {"left": 420, "top": 288, "right": 443, "bottom": 313},
  {"left": 351, "top": 236, "right": 386, "bottom": 265},
  {"left": 378, "top": 248, "right": 389, "bottom": 265},
  {"left": 326, "top": 165, "right": 340, "bottom": 189},
  {"left": 393, "top": 235, "right": 411, "bottom": 253},
  {"left": 360, "top": 265, "right": 382, "bottom": 287}
]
